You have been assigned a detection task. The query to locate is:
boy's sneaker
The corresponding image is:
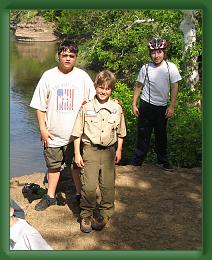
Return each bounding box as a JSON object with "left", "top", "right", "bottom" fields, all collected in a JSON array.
[
  {"left": 157, "top": 162, "right": 174, "bottom": 171},
  {"left": 163, "top": 162, "right": 174, "bottom": 171},
  {"left": 91, "top": 215, "right": 109, "bottom": 231},
  {"left": 34, "top": 194, "right": 57, "bottom": 211},
  {"left": 80, "top": 217, "right": 92, "bottom": 233}
]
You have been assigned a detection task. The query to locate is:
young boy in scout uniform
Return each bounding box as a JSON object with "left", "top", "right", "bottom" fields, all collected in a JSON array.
[{"left": 72, "top": 70, "right": 126, "bottom": 233}]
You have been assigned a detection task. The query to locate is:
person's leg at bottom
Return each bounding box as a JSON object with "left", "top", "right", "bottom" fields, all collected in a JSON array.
[
  {"left": 80, "top": 145, "right": 99, "bottom": 233},
  {"left": 92, "top": 147, "right": 115, "bottom": 231},
  {"left": 132, "top": 101, "right": 153, "bottom": 166},
  {"left": 154, "top": 106, "right": 173, "bottom": 170},
  {"left": 35, "top": 147, "right": 62, "bottom": 211},
  {"left": 63, "top": 142, "right": 82, "bottom": 201}
]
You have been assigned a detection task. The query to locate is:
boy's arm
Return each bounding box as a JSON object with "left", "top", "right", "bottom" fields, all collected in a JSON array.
[
  {"left": 74, "top": 137, "right": 84, "bottom": 168},
  {"left": 72, "top": 108, "right": 85, "bottom": 168},
  {"left": 132, "top": 82, "right": 143, "bottom": 117},
  {"left": 36, "top": 110, "right": 53, "bottom": 147},
  {"left": 165, "top": 82, "right": 179, "bottom": 118},
  {"left": 115, "top": 137, "right": 124, "bottom": 163}
]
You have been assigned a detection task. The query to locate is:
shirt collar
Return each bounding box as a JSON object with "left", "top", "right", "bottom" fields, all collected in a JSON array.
[{"left": 93, "top": 97, "right": 113, "bottom": 113}]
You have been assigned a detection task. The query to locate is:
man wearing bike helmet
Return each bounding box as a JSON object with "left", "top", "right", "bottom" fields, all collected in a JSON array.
[{"left": 131, "top": 37, "right": 182, "bottom": 170}]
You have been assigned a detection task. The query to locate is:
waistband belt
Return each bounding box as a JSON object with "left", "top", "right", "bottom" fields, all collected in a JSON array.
[{"left": 86, "top": 143, "right": 114, "bottom": 150}]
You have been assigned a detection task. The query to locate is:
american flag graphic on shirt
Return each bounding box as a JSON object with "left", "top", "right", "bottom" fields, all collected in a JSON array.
[{"left": 57, "top": 88, "right": 74, "bottom": 111}]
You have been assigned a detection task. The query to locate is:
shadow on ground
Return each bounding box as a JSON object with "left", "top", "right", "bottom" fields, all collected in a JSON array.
[{"left": 10, "top": 164, "right": 202, "bottom": 250}]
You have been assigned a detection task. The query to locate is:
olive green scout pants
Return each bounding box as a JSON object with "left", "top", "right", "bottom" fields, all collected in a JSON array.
[{"left": 80, "top": 144, "right": 116, "bottom": 219}]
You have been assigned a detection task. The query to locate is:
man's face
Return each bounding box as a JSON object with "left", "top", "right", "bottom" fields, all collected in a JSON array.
[
  {"left": 96, "top": 83, "right": 112, "bottom": 104},
  {"left": 150, "top": 49, "right": 165, "bottom": 65},
  {"left": 58, "top": 50, "right": 77, "bottom": 73}
]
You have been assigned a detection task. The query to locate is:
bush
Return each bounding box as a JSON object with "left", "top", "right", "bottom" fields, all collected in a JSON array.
[
  {"left": 112, "top": 82, "right": 202, "bottom": 167},
  {"left": 112, "top": 82, "right": 137, "bottom": 164},
  {"left": 167, "top": 89, "right": 202, "bottom": 167},
  {"left": 38, "top": 9, "right": 202, "bottom": 167}
]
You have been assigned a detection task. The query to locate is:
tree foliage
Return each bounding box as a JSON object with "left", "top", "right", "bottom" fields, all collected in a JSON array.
[{"left": 11, "top": 9, "right": 202, "bottom": 167}]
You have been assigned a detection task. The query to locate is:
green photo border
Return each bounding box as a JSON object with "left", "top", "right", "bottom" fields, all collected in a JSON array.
[{"left": 0, "top": 0, "right": 209, "bottom": 259}]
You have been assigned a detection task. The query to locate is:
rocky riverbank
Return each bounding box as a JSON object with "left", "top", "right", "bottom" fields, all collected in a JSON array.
[{"left": 13, "top": 16, "right": 58, "bottom": 42}]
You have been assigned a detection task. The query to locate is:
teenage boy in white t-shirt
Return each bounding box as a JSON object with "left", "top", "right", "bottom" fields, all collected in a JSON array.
[
  {"left": 30, "top": 38, "right": 96, "bottom": 211},
  {"left": 132, "top": 38, "right": 182, "bottom": 170}
]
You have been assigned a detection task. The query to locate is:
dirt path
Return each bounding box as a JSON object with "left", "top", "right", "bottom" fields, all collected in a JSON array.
[{"left": 10, "top": 164, "right": 202, "bottom": 250}]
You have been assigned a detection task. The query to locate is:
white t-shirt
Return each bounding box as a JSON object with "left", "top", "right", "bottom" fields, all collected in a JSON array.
[
  {"left": 30, "top": 67, "right": 96, "bottom": 147},
  {"left": 10, "top": 218, "right": 52, "bottom": 250},
  {"left": 137, "top": 60, "right": 182, "bottom": 106}
]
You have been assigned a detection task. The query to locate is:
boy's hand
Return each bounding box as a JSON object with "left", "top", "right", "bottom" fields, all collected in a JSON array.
[
  {"left": 75, "top": 154, "right": 85, "bottom": 168},
  {"left": 115, "top": 150, "right": 122, "bottom": 163},
  {"left": 40, "top": 129, "right": 54, "bottom": 148},
  {"left": 132, "top": 105, "right": 140, "bottom": 117},
  {"left": 165, "top": 106, "right": 174, "bottom": 118}
]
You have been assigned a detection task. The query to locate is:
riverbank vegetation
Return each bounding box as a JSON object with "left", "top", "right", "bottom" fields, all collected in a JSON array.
[{"left": 11, "top": 10, "right": 202, "bottom": 167}]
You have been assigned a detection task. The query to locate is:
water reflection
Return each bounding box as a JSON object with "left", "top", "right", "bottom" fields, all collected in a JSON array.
[
  {"left": 10, "top": 38, "right": 96, "bottom": 177},
  {"left": 10, "top": 39, "right": 58, "bottom": 177}
]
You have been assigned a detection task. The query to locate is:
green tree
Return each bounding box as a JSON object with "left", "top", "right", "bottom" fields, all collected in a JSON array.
[{"left": 11, "top": 9, "right": 202, "bottom": 167}]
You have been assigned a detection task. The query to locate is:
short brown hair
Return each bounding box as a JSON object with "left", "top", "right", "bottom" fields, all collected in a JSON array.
[
  {"left": 57, "top": 38, "right": 78, "bottom": 55},
  {"left": 94, "top": 70, "right": 116, "bottom": 90}
]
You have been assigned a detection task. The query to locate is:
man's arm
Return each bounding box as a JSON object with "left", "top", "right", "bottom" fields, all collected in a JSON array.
[
  {"left": 132, "top": 82, "right": 143, "bottom": 117},
  {"left": 165, "top": 82, "right": 179, "bottom": 118}
]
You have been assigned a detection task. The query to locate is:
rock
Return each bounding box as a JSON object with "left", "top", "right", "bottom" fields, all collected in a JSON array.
[{"left": 15, "top": 16, "right": 58, "bottom": 42}]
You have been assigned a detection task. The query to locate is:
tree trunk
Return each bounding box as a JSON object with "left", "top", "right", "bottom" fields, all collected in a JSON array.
[{"left": 179, "top": 10, "right": 199, "bottom": 89}]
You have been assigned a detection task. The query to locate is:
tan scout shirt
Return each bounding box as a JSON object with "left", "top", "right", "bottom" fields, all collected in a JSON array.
[{"left": 72, "top": 97, "right": 126, "bottom": 146}]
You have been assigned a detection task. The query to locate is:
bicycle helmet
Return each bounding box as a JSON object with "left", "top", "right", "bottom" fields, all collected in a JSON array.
[{"left": 148, "top": 38, "right": 167, "bottom": 50}]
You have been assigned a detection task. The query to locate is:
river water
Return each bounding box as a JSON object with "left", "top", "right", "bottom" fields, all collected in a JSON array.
[{"left": 10, "top": 38, "right": 95, "bottom": 177}]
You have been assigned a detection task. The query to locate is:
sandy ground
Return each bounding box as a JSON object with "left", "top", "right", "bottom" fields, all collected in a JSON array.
[{"left": 10, "top": 164, "right": 202, "bottom": 250}]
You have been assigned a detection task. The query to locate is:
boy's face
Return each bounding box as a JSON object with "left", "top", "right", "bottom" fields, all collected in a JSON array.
[
  {"left": 96, "top": 83, "right": 112, "bottom": 104},
  {"left": 58, "top": 50, "right": 77, "bottom": 73},
  {"left": 150, "top": 49, "right": 165, "bottom": 65}
]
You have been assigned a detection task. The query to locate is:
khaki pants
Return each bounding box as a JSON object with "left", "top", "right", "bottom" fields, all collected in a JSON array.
[{"left": 80, "top": 144, "right": 116, "bottom": 218}]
